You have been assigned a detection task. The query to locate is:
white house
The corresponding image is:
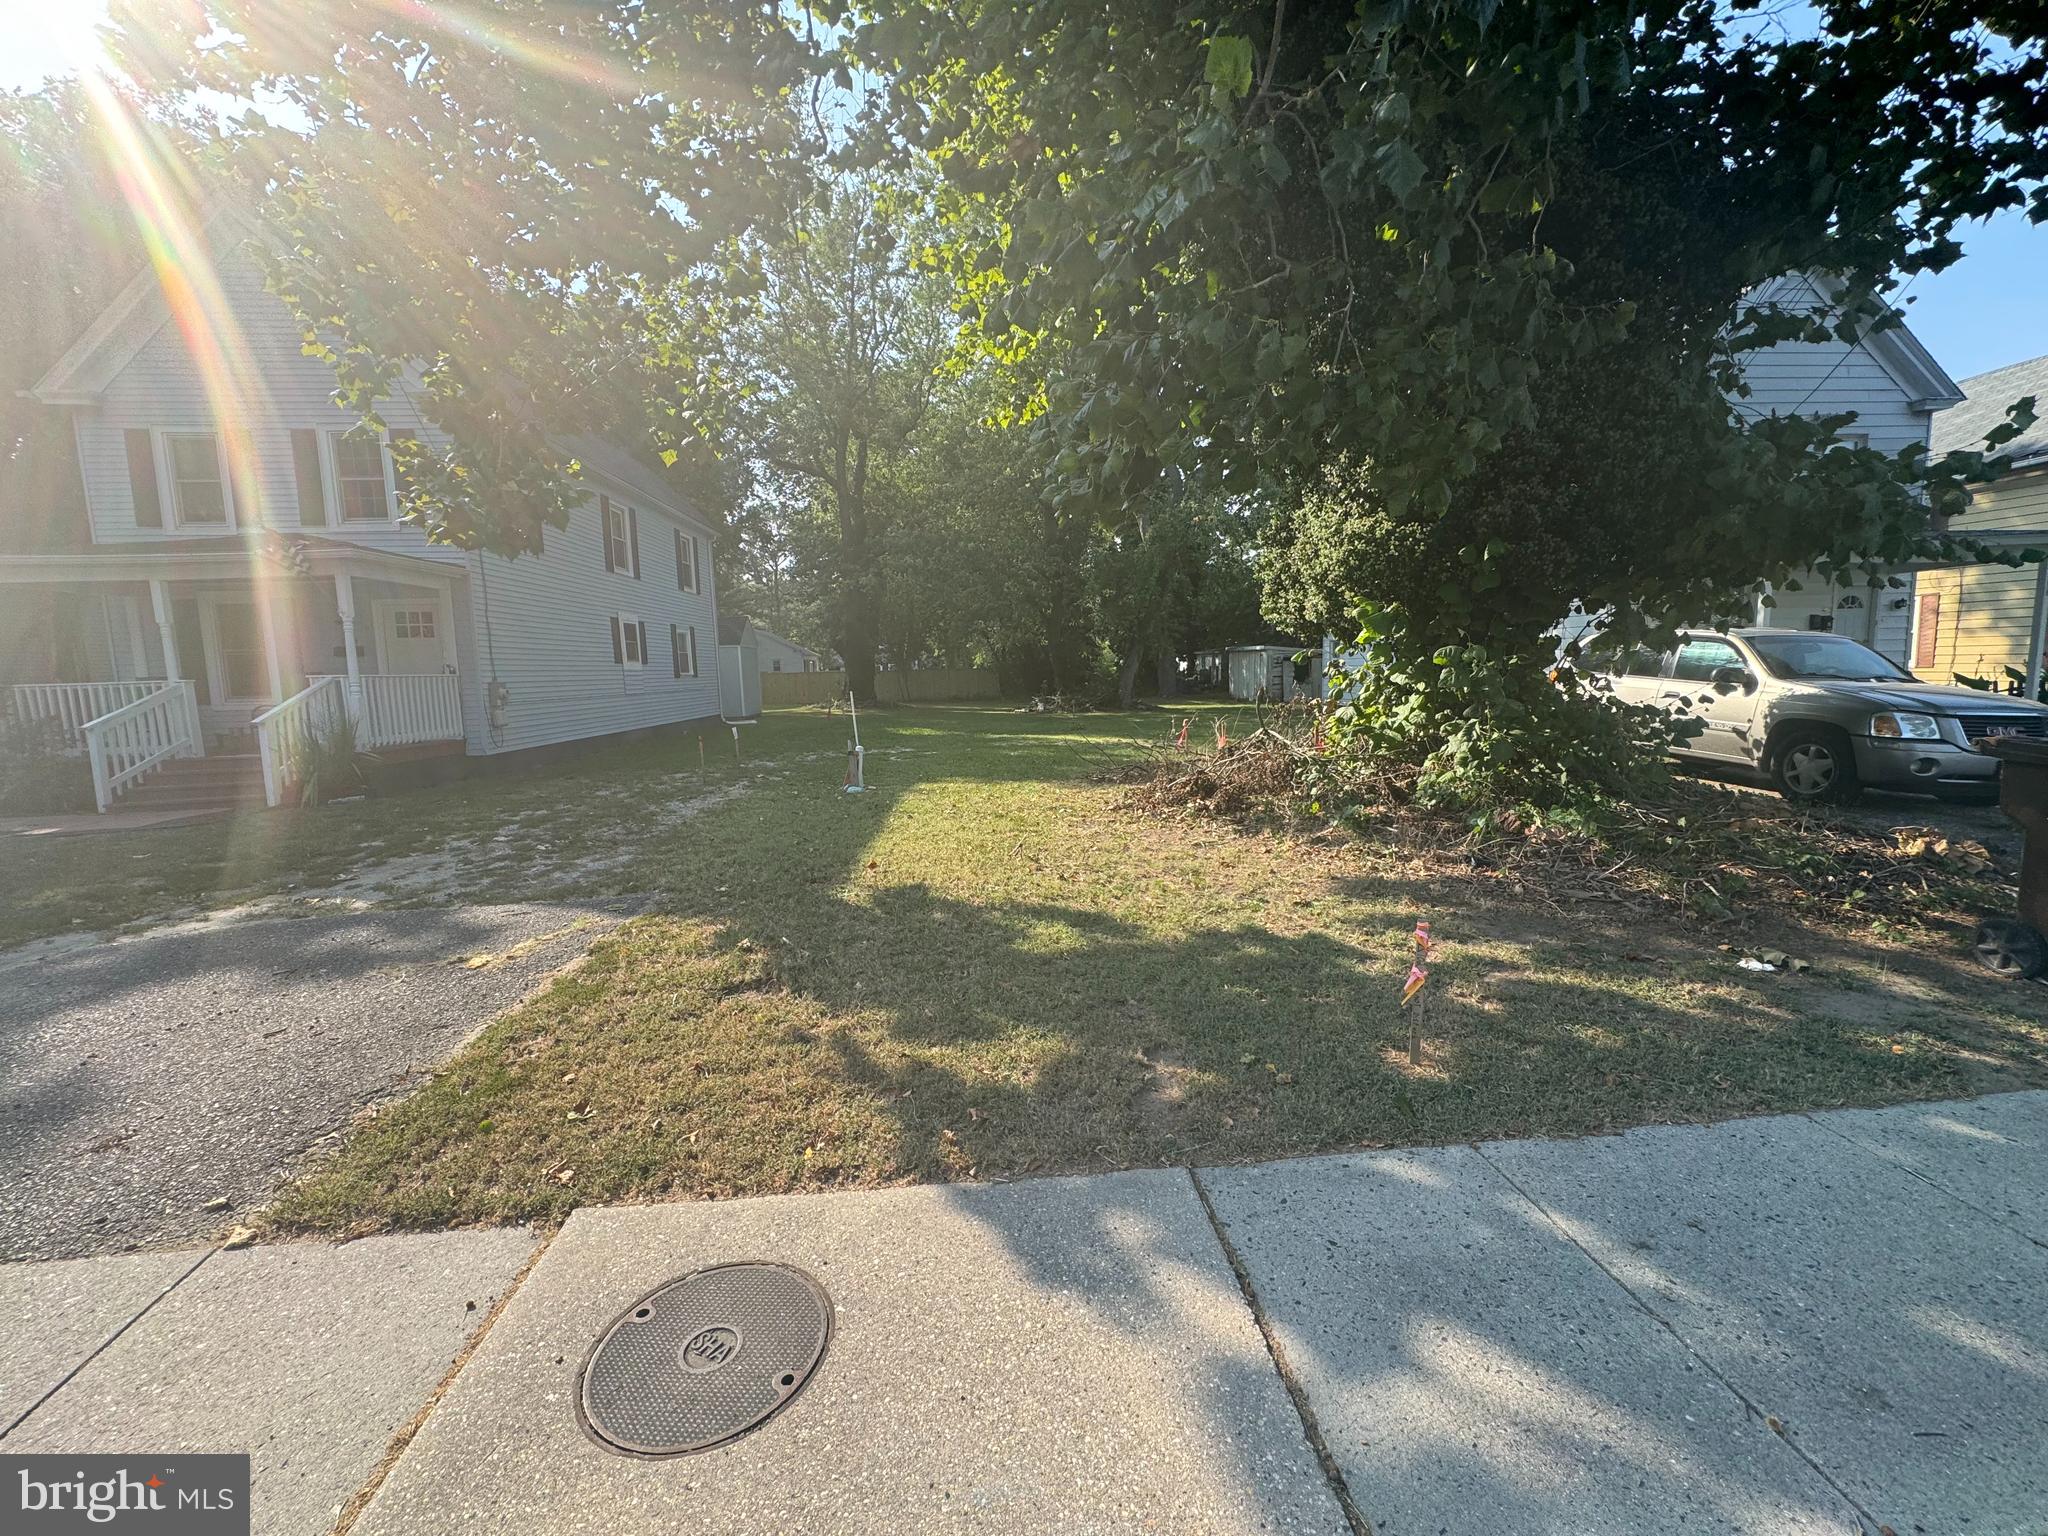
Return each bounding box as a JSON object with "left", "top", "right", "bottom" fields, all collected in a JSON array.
[
  {"left": 0, "top": 219, "right": 724, "bottom": 812},
  {"left": 745, "top": 622, "right": 820, "bottom": 674},
  {"left": 1729, "top": 273, "right": 1964, "bottom": 659}
]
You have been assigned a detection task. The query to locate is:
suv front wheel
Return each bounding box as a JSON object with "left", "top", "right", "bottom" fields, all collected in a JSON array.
[{"left": 1771, "top": 724, "right": 1861, "bottom": 806}]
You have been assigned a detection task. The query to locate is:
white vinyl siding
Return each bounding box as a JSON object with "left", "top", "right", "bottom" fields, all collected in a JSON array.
[
  {"left": 456, "top": 485, "right": 721, "bottom": 754},
  {"left": 76, "top": 247, "right": 467, "bottom": 564},
  {"left": 1729, "top": 274, "right": 1941, "bottom": 664}
]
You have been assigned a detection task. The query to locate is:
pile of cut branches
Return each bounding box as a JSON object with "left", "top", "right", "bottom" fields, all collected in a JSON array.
[{"left": 1107, "top": 710, "right": 2017, "bottom": 939}]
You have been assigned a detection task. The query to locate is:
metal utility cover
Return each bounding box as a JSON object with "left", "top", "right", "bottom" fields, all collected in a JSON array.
[{"left": 577, "top": 1262, "right": 831, "bottom": 1457}]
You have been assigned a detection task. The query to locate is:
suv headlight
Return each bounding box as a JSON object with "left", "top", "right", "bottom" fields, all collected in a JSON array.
[{"left": 1871, "top": 712, "right": 1942, "bottom": 740}]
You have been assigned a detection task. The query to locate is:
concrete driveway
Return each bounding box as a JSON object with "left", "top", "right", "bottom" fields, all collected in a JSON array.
[{"left": 0, "top": 900, "right": 629, "bottom": 1261}]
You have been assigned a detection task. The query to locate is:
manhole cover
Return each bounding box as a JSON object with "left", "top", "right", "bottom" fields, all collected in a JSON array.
[{"left": 577, "top": 1261, "right": 832, "bottom": 1456}]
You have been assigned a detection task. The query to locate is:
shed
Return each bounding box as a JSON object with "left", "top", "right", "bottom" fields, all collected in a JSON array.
[{"left": 716, "top": 613, "right": 760, "bottom": 719}]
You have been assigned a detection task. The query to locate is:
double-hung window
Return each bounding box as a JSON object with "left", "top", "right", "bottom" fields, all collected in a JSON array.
[
  {"left": 165, "top": 432, "right": 229, "bottom": 526},
  {"left": 612, "top": 613, "right": 646, "bottom": 669},
  {"left": 671, "top": 623, "right": 698, "bottom": 678},
  {"left": 332, "top": 431, "right": 392, "bottom": 521},
  {"left": 676, "top": 529, "right": 699, "bottom": 593}
]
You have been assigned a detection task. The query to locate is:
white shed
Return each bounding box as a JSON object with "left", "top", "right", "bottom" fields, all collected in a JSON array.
[
  {"left": 1226, "top": 645, "right": 1318, "bottom": 702},
  {"left": 717, "top": 615, "right": 761, "bottom": 718}
]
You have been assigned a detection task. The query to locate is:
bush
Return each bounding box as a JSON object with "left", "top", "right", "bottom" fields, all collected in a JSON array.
[
  {"left": 287, "top": 712, "right": 377, "bottom": 807},
  {"left": 0, "top": 716, "right": 95, "bottom": 815}
]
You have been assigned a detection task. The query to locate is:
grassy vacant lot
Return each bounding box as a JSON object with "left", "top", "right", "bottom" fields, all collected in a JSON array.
[{"left": 248, "top": 702, "right": 2047, "bottom": 1236}]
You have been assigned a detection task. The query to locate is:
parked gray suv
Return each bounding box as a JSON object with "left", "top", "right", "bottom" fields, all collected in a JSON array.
[{"left": 1587, "top": 628, "right": 2048, "bottom": 804}]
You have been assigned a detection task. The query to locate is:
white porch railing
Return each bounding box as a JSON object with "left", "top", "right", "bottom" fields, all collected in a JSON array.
[
  {"left": 81, "top": 682, "right": 202, "bottom": 812},
  {"left": 253, "top": 675, "right": 349, "bottom": 809},
  {"left": 311, "top": 673, "right": 463, "bottom": 749},
  {"left": 11, "top": 681, "right": 171, "bottom": 751}
]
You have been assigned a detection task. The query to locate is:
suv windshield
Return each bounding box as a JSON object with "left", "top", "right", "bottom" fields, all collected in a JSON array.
[{"left": 1746, "top": 633, "right": 1911, "bottom": 683}]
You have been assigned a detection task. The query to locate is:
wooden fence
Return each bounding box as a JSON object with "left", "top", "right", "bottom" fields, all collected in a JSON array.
[{"left": 759, "top": 668, "right": 1001, "bottom": 708}]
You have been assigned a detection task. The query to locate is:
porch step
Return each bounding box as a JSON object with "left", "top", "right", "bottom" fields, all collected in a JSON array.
[{"left": 119, "top": 754, "right": 269, "bottom": 814}]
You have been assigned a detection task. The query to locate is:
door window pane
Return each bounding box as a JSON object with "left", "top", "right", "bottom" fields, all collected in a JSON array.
[{"left": 168, "top": 433, "right": 227, "bottom": 524}]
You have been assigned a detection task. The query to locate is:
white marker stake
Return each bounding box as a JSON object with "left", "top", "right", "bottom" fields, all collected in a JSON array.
[{"left": 845, "top": 691, "right": 865, "bottom": 793}]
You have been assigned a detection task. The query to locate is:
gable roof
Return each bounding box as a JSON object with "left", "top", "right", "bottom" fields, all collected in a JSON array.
[
  {"left": 1930, "top": 353, "right": 2048, "bottom": 471},
  {"left": 1741, "top": 272, "right": 1964, "bottom": 413},
  {"left": 555, "top": 434, "right": 707, "bottom": 528},
  {"left": 29, "top": 206, "right": 263, "bottom": 405}
]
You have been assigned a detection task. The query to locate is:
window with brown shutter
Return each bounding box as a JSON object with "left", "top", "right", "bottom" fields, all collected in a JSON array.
[
  {"left": 1913, "top": 593, "right": 1940, "bottom": 671},
  {"left": 601, "top": 495, "right": 616, "bottom": 572},
  {"left": 291, "top": 429, "right": 327, "bottom": 526},
  {"left": 676, "top": 529, "right": 698, "bottom": 593},
  {"left": 125, "top": 428, "right": 162, "bottom": 527}
]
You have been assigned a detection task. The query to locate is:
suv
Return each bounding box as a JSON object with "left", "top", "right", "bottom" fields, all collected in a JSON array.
[{"left": 1585, "top": 627, "right": 2048, "bottom": 804}]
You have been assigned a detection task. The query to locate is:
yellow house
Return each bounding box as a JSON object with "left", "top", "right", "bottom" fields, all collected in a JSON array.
[{"left": 1913, "top": 354, "right": 2048, "bottom": 694}]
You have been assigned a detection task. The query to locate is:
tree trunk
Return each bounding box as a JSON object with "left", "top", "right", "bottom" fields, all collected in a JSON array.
[
  {"left": 1117, "top": 644, "right": 1142, "bottom": 709},
  {"left": 836, "top": 431, "right": 881, "bottom": 702},
  {"left": 1155, "top": 650, "right": 1178, "bottom": 698}
]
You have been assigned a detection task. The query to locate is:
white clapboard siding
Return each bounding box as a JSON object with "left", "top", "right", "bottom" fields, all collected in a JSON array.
[{"left": 459, "top": 491, "right": 724, "bottom": 755}]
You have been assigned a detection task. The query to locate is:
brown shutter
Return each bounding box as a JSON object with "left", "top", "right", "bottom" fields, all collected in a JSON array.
[
  {"left": 125, "top": 428, "right": 162, "bottom": 527},
  {"left": 1913, "top": 593, "right": 1940, "bottom": 671},
  {"left": 387, "top": 428, "right": 418, "bottom": 513},
  {"left": 291, "top": 429, "right": 327, "bottom": 526},
  {"left": 675, "top": 528, "right": 687, "bottom": 591},
  {"left": 600, "top": 495, "right": 614, "bottom": 571},
  {"left": 687, "top": 625, "right": 697, "bottom": 677},
  {"left": 671, "top": 623, "right": 682, "bottom": 678},
  {"left": 687, "top": 535, "right": 699, "bottom": 592},
  {"left": 610, "top": 614, "right": 624, "bottom": 664},
  {"left": 627, "top": 507, "right": 641, "bottom": 578},
  {"left": 637, "top": 620, "right": 648, "bottom": 666}
]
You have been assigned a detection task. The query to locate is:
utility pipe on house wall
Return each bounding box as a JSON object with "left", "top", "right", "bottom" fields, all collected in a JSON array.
[{"left": 2026, "top": 562, "right": 2048, "bottom": 702}]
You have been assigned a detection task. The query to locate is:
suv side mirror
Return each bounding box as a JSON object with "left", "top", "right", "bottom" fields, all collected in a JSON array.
[{"left": 1710, "top": 664, "right": 1755, "bottom": 691}]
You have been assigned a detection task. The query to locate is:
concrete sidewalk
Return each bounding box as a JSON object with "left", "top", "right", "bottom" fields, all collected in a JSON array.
[{"left": 2, "top": 1092, "right": 2043, "bottom": 1535}]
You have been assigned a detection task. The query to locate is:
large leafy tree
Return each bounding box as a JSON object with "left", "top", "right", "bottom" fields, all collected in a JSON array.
[
  {"left": 861, "top": 0, "right": 2047, "bottom": 803},
  {"left": 0, "top": 81, "right": 159, "bottom": 549}
]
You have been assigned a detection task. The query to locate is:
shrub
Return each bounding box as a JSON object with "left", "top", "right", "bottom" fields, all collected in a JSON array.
[{"left": 0, "top": 715, "right": 95, "bottom": 815}]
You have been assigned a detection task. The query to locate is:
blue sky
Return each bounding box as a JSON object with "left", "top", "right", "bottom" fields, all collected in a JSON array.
[{"left": 6, "top": 3, "right": 2043, "bottom": 385}]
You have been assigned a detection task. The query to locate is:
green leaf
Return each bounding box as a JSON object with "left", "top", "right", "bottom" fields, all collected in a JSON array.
[
  {"left": 1205, "top": 34, "right": 1255, "bottom": 101},
  {"left": 1377, "top": 139, "right": 1426, "bottom": 200}
]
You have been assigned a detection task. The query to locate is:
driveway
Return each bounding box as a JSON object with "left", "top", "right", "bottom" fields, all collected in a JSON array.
[{"left": 0, "top": 900, "right": 629, "bottom": 1261}]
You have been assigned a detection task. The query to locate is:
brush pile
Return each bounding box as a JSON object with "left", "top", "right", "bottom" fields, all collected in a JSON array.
[{"left": 1108, "top": 707, "right": 2017, "bottom": 938}]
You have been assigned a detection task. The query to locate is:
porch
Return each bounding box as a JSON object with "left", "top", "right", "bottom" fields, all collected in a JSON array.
[{"left": 2, "top": 538, "right": 469, "bottom": 810}]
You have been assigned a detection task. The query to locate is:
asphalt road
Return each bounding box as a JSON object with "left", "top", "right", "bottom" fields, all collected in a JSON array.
[{"left": 0, "top": 900, "right": 628, "bottom": 1261}]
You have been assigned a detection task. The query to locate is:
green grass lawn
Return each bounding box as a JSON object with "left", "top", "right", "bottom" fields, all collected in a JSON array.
[{"left": 231, "top": 702, "right": 2048, "bottom": 1237}]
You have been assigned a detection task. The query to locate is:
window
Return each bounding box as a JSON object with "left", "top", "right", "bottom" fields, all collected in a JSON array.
[
  {"left": 390, "top": 608, "right": 436, "bottom": 641},
  {"left": 676, "top": 529, "right": 699, "bottom": 593},
  {"left": 1670, "top": 637, "right": 1744, "bottom": 682},
  {"left": 602, "top": 497, "right": 639, "bottom": 576},
  {"left": 772, "top": 659, "right": 783, "bottom": 672},
  {"left": 166, "top": 433, "right": 228, "bottom": 525},
  {"left": 332, "top": 431, "right": 392, "bottom": 521},
  {"left": 612, "top": 613, "right": 646, "bottom": 669},
  {"left": 1747, "top": 633, "right": 1909, "bottom": 683},
  {"left": 671, "top": 623, "right": 698, "bottom": 677}
]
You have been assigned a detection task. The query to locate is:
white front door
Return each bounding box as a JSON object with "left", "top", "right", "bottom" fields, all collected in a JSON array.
[{"left": 372, "top": 598, "right": 445, "bottom": 674}]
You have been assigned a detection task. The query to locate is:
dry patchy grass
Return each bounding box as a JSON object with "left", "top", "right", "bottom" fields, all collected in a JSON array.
[{"left": 263, "top": 703, "right": 2047, "bottom": 1237}]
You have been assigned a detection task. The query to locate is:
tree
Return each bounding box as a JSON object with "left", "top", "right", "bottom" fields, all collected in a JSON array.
[
  {"left": 718, "top": 175, "right": 957, "bottom": 698},
  {"left": 0, "top": 80, "right": 158, "bottom": 548},
  {"left": 862, "top": 0, "right": 2048, "bottom": 804}
]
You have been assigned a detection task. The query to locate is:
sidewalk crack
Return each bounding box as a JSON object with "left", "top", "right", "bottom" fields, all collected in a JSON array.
[
  {"left": 1187, "top": 1166, "right": 1374, "bottom": 1536},
  {"left": 1468, "top": 1144, "right": 1884, "bottom": 1536},
  {"left": 1800, "top": 1109, "right": 2047, "bottom": 1252},
  {"left": 0, "top": 1244, "right": 216, "bottom": 1441}
]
